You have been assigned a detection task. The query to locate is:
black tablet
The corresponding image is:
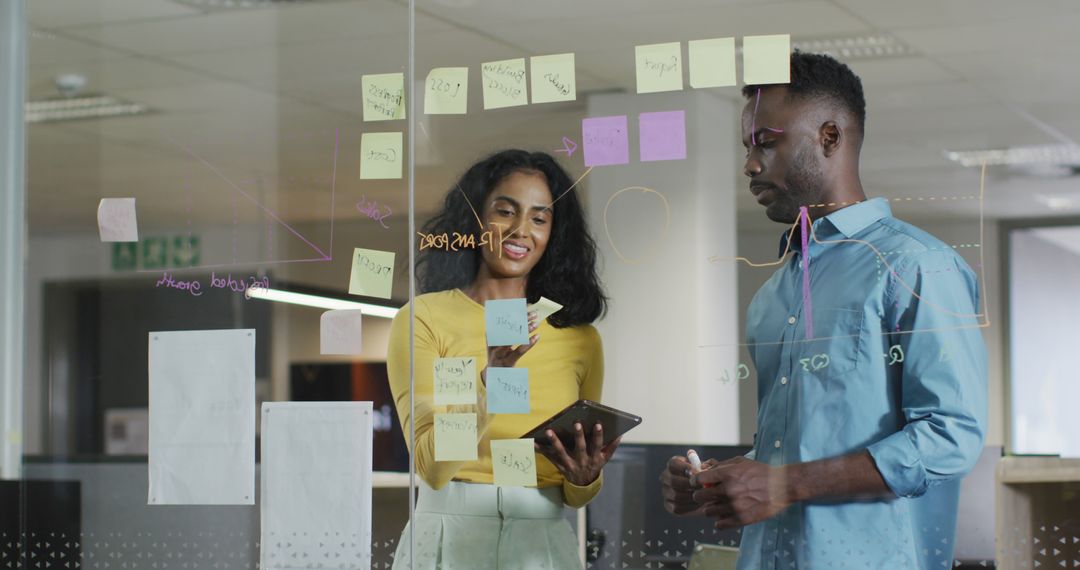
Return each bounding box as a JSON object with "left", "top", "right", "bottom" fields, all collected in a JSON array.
[{"left": 521, "top": 399, "right": 642, "bottom": 452}]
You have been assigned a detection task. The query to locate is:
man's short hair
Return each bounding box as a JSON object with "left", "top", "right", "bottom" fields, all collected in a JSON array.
[{"left": 742, "top": 50, "right": 866, "bottom": 135}]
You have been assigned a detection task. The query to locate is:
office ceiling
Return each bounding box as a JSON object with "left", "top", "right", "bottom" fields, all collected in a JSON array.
[{"left": 25, "top": 0, "right": 1080, "bottom": 235}]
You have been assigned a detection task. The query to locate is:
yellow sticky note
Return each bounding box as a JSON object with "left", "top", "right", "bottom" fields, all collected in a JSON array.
[
  {"left": 481, "top": 58, "right": 528, "bottom": 110},
  {"left": 491, "top": 439, "right": 537, "bottom": 487},
  {"left": 348, "top": 247, "right": 395, "bottom": 299},
  {"left": 635, "top": 42, "right": 683, "bottom": 94},
  {"left": 434, "top": 413, "right": 478, "bottom": 461},
  {"left": 528, "top": 296, "right": 563, "bottom": 323},
  {"left": 424, "top": 67, "right": 469, "bottom": 115},
  {"left": 689, "top": 38, "right": 736, "bottom": 88},
  {"left": 530, "top": 53, "right": 576, "bottom": 104},
  {"left": 360, "top": 132, "right": 403, "bottom": 180},
  {"left": 434, "top": 357, "right": 477, "bottom": 405},
  {"left": 362, "top": 72, "right": 406, "bottom": 121},
  {"left": 742, "top": 34, "right": 791, "bottom": 85}
]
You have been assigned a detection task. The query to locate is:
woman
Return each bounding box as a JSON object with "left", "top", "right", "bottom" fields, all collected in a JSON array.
[{"left": 387, "top": 149, "right": 618, "bottom": 569}]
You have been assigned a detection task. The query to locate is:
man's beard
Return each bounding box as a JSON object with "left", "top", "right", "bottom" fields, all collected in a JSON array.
[{"left": 766, "top": 146, "right": 826, "bottom": 224}]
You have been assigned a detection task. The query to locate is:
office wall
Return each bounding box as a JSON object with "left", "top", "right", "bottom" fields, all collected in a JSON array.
[{"left": 585, "top": 90, "right": 742, "bottom": 445}]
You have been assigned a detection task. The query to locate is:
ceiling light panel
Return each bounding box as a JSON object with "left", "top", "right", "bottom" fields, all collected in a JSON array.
[
  {"left": 792, "top": 34, "right": 915, "bottom": 59},
  {"left": 945, "top": 144, "right": 1080, "bottom": 168}
]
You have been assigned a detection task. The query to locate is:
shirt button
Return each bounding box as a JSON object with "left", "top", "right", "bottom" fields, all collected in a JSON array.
[
  {"left": 787, "top": 316, "right": 796, "bottom": 325},
  {"left": 774, "top": 440, "right": 782, "bottom": 448},
  {"left": 780, "top": 376, "right": 788, "bottom": 385}
]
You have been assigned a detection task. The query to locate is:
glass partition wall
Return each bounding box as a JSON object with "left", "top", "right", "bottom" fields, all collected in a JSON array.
[
  {"left": 18, "top": 1, "right": 411, "bottom": 567},
  {"left": 11, "top": 1, "right": 1080, "bottom": 569}
]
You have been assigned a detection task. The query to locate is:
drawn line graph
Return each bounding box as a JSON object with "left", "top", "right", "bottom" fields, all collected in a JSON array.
[
  {"left": 603, "top": 186, "right": 671, "bottom": 265},
  {"left": 703, "top": 162, "right": 990, "bottom": 348},
  {"left": 139, "top": 129, "right": 339, "bottom": 272}
]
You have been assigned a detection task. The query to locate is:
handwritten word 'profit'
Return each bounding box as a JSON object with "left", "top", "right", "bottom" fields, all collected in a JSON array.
[{"left": 355, "top": 255, "right": 392, "bottom": 277}]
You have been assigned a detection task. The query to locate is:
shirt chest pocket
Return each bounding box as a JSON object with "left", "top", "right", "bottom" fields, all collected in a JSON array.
[{"left": 795, "top": 307, "right": 864, "bottom": 380}]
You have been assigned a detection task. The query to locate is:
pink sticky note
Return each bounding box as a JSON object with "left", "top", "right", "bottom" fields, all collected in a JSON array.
[
  {"left": 639, "top": 110, "right": 687, "bottom": 162},
  {"left": 582, "top": 115, "right": 630, "bottom": 167}
]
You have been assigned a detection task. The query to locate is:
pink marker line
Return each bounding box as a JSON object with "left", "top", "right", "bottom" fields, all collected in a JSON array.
[
  {"left": 231, "top": 192, "right": 238, "bottom": 264},
  {"left": 327, "top": 127, "right": 339, "bottom": 261},
  {"left": 185, "top": 182, "right": 193, "bottom": 263},
  {"left": 554, "top": 136, "right": 578, "bottom": 157},
  {"left": 169, "top": 137, "right": 331, "bottom": 260},
  {"left": 134, "top": 256, "right": 330, "bottom": 273},
  {"left": 751, "top": 88, "right": 785, "bottom": 141},
  {"left": 799, "top": 206, "right": 814, "bottom": 339},
  {"left": 752, "top": 88, "right": 761, "bottom": 146}
]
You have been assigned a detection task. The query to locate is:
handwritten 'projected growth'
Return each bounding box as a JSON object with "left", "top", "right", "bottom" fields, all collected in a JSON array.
[{"left": 434, "top": 357, "right": 477, "bottom": 406}]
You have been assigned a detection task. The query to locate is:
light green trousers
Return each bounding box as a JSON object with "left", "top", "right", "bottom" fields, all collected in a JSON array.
[{"left": 392, "top": 481, "right": 582, "bottom": 570}]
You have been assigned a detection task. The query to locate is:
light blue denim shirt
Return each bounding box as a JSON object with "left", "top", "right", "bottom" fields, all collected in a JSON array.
[{"left": 737, "top": 198, "right": 988, "bottom": 570}]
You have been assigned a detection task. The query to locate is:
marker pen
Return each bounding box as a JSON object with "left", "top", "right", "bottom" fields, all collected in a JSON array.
[{"left": 687, "top": 449, "right": 714, "bottom": 488}]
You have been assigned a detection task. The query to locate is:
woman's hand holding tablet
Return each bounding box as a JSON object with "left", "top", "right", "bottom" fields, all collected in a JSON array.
[{"left": 524, "top": 400, "right": 642, "bottom": 486}]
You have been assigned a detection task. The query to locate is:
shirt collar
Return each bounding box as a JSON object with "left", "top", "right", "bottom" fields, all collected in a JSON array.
[
  {"left": 822, "top": 197, "right": 891, "bottom": 238},
  {"left": 776, "top": 197, "right": 891, "bottom": 258}
]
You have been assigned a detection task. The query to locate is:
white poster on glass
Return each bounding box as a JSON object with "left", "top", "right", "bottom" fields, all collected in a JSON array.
[
  {"left": 148, "top": 329, "right": 256, "bottom": 505},
  {"left": 260, "top": 402, "right": 374, "bottom": 570}
]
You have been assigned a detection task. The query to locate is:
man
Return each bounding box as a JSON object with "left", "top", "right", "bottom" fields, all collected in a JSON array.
[{"left": 660, "top": 52, "right": 987, "bottom": 569}]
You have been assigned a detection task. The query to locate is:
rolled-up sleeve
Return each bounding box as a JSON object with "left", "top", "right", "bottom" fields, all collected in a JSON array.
[
  {"left": 867, "top": 251, "right": 988, "bottom": 498},
  {"left": 561, "top": 326, "right": 606, "bottom": 508}
]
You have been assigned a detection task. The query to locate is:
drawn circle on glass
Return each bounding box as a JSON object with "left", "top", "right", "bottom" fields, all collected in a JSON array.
[{"left": 602, "top": 186, "right": 671, "bottom": 265}]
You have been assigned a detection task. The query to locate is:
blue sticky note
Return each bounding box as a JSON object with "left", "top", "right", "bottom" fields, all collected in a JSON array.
[
  {"left": 487, "top": 368, "right": 530, "bottom": 414},
  {"left": 485, "top": 298, "right": 529, "bottom": 347}
]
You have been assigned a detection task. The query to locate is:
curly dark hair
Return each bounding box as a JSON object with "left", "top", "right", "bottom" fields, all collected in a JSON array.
[
  {"left": 742, "top": 50, "right": 866, "bottom": 135},
  {"left": 416, "top": 149, "right": 607, "bottom": 328}
]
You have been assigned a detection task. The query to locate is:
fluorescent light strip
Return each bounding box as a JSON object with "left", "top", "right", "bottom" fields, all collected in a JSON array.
[
  {"left": 26, "top": 96, "right": 149, "bottom": 123},
  {"left": 246, "top": 287, "right": 398, "bottom": 319},
  {"left": 171, "top": 0, "right": 312, "bottom": 9},
  {"left": 945, "top": 144, "right": 1080, "bottom": 167}
]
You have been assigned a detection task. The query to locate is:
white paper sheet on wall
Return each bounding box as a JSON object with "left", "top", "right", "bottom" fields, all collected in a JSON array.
[
  {"left": 97, "top": 198, "right": 139, "bottom": 242},
  {"left": 320, "top": 309, "right": 364, "bottom": 355},
  {"left": 147, "top": 329, "right": 256, "bottom": 505},
  {"left": 260, "top": 402, "right": 374, "bottom": 570}
]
